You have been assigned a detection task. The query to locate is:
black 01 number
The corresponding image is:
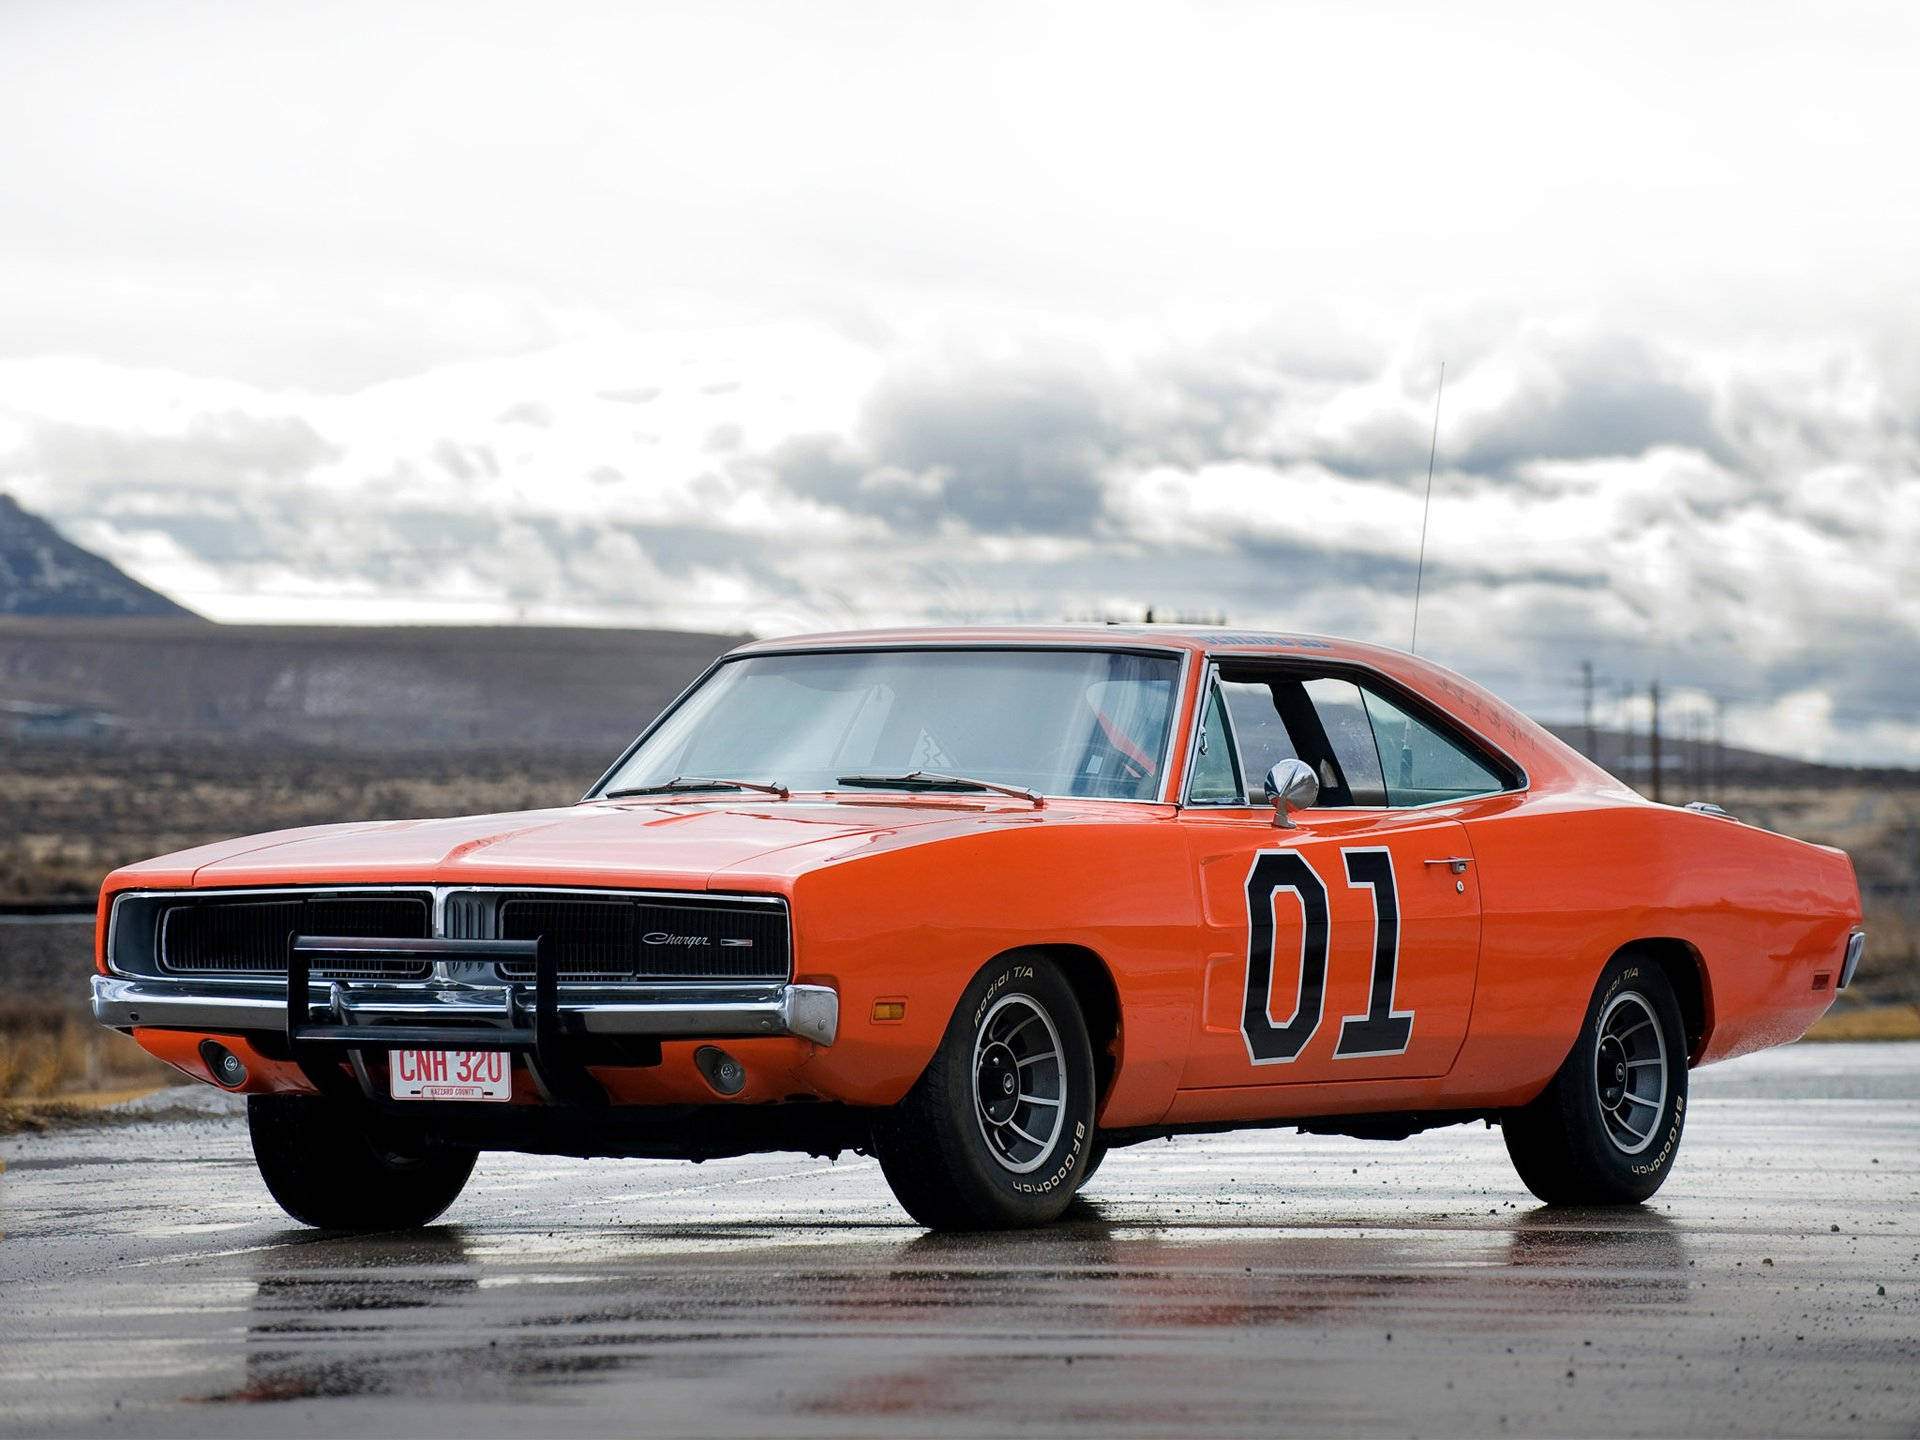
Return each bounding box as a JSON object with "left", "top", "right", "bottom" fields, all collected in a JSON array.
[{"left": 1242, "top": 847, "right": 1414, "bottom": 1065}]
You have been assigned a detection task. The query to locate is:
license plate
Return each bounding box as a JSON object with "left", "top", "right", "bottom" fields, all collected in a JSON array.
[{"left": 389, "top": 1049, "right": 513, "bottom": 1102}]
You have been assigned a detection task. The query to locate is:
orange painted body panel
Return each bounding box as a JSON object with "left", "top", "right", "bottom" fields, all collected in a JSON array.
[
  {"left": 134, "top": 1028, "right": 313, "bottom": 1094},
  {"left": 98, "top": 626, "right": 1863, "bottom": 1136}
]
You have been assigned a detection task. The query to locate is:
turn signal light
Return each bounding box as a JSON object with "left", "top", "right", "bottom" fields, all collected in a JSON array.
[{"left": 871, "top": 1000, "right": 907, "bottom": 1022}]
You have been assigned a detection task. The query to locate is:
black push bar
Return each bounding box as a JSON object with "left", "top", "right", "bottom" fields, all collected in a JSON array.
[{"left": 285, "top": 934, "right": 604, "bottom": 1105}]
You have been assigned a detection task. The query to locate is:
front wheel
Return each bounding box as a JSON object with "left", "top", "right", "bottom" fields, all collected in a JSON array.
[
  {"left": 874, "top": 955, "right": 1098, "bottom": 1229},
  {"left": 249, "top": 1094, "right": 476, "bottom": 1230},
  {"left": 1502, "top": 953, "right": 1689, "bottom": 1205}
]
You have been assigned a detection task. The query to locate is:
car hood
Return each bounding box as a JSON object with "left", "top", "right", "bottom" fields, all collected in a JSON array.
[{"left": 106, "top": 795, "right": 1085, "bottom": 895}]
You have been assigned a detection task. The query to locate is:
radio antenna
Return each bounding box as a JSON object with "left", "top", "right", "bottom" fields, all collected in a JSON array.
[{"left": 1408, "top": 360, "right": 1445, "bottom": 655}]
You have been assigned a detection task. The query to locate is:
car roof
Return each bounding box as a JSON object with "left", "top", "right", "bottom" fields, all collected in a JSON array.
[{"left": 732, "top": 624, "right": 1382, "bottom": 663}]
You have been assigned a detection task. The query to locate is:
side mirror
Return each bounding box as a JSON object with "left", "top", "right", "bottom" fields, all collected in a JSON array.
[{"left": 1264, "top": 759, "right": 1319, "bottom": 828}]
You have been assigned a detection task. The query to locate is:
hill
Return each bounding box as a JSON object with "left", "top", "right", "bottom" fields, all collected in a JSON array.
[
  {"left": 0, "top": 617, "right": 743, "bottom": 750},
  {"left": 0, "top": 494, "right": 196, "bottom": 618}
]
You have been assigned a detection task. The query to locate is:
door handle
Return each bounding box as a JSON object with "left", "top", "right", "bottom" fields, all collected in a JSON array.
[{"left": 1423, "top": 857, "right": 1473, "bottom": 874}]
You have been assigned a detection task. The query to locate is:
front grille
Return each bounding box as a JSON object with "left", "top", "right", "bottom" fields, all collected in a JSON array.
[
  {"left": 500, "top": 899, "right": 635, "bottom": 980},
  {"left": 135, "top": 886, "right": 788, "bottom": 986},
  {"left": 493, "top": 894, "right": 789, "bottom": 983},
  {"left": 160, "top": 895, "right": 432, "bottom": 978}
]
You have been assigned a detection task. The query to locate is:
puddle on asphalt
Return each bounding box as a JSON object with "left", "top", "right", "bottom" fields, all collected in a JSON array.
[{"left": 153, "top": 1203, "right": 1709, "bottom": 1411}]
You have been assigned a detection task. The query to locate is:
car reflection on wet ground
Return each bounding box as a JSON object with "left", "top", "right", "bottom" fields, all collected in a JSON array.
[{"left": 1, "top": 1044, "right": 1915, "bottom": 1438}]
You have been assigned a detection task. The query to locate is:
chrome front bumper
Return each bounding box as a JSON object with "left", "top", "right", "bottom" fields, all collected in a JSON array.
[{"left": 91, "top": 974, "right": 840, "bottom": 1047}]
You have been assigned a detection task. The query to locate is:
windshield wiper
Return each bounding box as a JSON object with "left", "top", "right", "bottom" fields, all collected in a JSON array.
[
  {"left": 835, "top": 771, "right": 1045, "bottom": 808},
  {"left": 603, "top": 776, "right": 790, "bottom": 799}
]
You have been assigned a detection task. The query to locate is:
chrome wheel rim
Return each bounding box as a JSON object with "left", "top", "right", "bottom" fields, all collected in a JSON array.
[
  {"left": 1594, "top": 990, "right": 1668, "bottom": 1155},
  {"left": 972, "top": 994, "right": 1067, "bottom": 1173}
]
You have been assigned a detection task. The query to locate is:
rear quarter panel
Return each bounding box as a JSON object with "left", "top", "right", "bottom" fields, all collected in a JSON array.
[{"left": 1452, "top": 792, "right": 1861, "bottom": 1108}]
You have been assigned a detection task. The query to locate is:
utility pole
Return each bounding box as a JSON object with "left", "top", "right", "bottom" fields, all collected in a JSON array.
[
  {"left": 1619, "top": 682, "right": 1637, "bottom": 782},
  {"left": 1581, "top": 660, "right": 1596, "bottom": 760},
  {"left": 1649, "top": 680, "right": 1663, "bottom": 804},
  {"left": 1712, "top": 697, "right": 1726, "bottom": 804}
]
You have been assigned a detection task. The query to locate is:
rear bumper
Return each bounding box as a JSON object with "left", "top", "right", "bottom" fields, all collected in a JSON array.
[
  {"left": 91, "top": 973, "right": 840, "bottom": 1047},
  {"left": 1838, "top": 931, "right": 1866, "bottom": 991}
]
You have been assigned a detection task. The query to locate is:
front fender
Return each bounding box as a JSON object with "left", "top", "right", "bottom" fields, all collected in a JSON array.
[{"left": 781, "top": 816, "right": 1200, "bottom": 1127}]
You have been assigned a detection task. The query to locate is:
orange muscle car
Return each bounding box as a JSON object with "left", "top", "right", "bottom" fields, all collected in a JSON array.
[{"left": 92, "top": 628, "right": 1865, "bottom": 1229}]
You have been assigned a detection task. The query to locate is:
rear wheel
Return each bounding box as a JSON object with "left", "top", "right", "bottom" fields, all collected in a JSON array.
[
  {"left": 249, "top": 1094, "right": 476, "bottom": 1230},
  {"left": 1503, "top": 953, "right": 1689, "bottom": 1204},
  {"left": 875, "top": 955, "right": 1098, "bottom": 1229}
]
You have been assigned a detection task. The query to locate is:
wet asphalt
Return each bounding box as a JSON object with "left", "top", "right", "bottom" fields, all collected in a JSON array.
[{"left": 1, "top": 1043, "right": 1915, "bottom": 1439}]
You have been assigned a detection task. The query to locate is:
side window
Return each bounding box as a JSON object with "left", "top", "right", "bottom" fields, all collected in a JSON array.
[
  {"left": 1191, "top": 665, "right": 1510, "bottom": 810},
  {"left": 1302, "top": 678, "right": 1386, "bottom": 806},
  {"left": 1360, "top": 687, "right": 1505, "bottom": 805},
  {"left": 1220, "top": 679, "right": 1300, "bottom": 794},
  {"left": 1188, "top": 683, "right": 1243, "bottom": 802}
]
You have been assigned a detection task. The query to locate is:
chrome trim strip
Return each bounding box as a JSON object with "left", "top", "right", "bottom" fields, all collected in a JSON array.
[
  {"left": 1156, "top": 647, "right": 1195, "bottom": 805},
  {"left": 91, "top": 974, "right": 839, "bottom": 1045},
  {"left": 1839, "top": 931, "right": 1866, "bottom": 991},
  {"left": 104, "top": 894, "right": 120, "bottom": 983},
  {"left": 435, "top": 883, "right": 786, "bottom": 904},
  {"left": 1172, "top": 796, "right": 1509, "bottom": 817},
  {"left": 1179, "top": 660, "right": 1258, "bottom": 808},
  {"left": 1174, "top": 660, "right": 1210, "bottom": 807}
]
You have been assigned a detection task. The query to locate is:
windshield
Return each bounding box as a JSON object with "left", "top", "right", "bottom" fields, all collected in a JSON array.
[{"left": 596, "top": 648, "right": 1182, "bottom": 801}]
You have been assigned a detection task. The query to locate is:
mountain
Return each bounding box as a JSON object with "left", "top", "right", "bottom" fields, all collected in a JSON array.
[{"left": 0, "top": 493, "right": 196, "bottom": 617}]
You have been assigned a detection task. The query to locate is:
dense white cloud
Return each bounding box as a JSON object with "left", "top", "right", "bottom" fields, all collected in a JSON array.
[{"left": 3, "top": 319, "right": 1916, "bottom": 763}]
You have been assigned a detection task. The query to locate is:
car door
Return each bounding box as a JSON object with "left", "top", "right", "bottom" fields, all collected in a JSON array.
[{"left": 1175, "top": 666, "right": 1494, "bottom": 1092}]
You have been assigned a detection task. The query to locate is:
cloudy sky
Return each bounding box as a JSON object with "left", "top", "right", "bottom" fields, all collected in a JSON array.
[{"left": 2, "top": 0, "right": 1916, "bottom": 762}]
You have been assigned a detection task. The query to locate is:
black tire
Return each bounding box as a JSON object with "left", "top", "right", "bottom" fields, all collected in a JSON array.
[
  {"left": 874, "top": 955, "right": 1098, "bottom": 1229},
  {"left": 1503, "top": 953, "right": 1689, "bottom": 1205},
  {"left": 248, "top": 1094, "right": 476, "bottom": 1230}
]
